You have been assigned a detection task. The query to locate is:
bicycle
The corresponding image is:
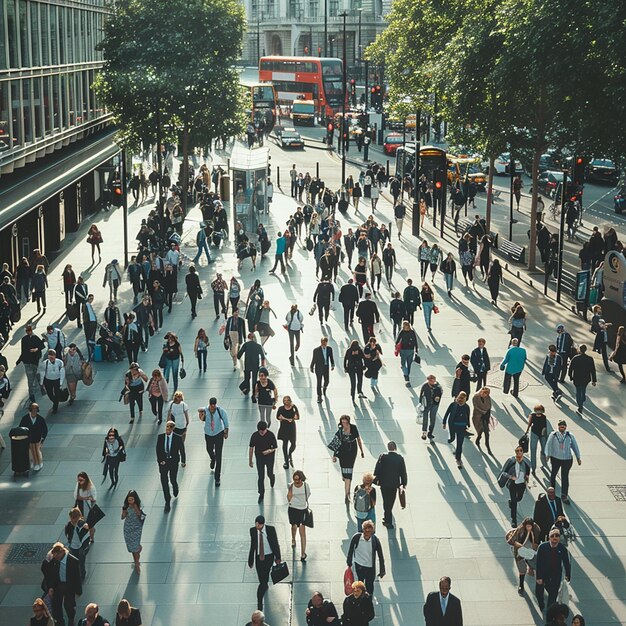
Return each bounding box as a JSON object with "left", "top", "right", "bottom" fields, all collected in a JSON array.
[{"left": 548, "top": 200, "right": 561, "bottom": 222}]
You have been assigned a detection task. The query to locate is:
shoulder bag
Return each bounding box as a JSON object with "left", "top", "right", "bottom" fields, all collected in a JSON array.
[
  {"left": 327, "top": 430, "right": 342, "bottom": 455},
  {"left": 303, "top": 482, "right": 314, "bottom": 528}
]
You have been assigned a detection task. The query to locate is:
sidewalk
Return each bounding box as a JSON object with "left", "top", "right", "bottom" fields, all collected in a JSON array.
[{"left": 0, "top": 144, "right": 624, "bottom": 626}]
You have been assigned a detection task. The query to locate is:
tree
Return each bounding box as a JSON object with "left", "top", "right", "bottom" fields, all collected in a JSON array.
[{"left": 96, "top": 0, "right": 246, "bottom": 207}]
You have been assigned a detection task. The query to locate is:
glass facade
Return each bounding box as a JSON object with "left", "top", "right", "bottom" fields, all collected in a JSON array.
[{"left": 0, "top": 0, "right": 111, "bottom": 168}]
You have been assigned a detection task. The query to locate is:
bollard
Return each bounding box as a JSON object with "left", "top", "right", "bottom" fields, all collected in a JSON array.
[
  {"left": 316, "top": 162, "right": 319, "bottom": 178},
  {"left": 277, "top": 166, "right": 280, "bottom": 189}
]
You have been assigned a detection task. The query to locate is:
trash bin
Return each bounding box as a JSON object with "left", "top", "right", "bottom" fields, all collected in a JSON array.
[
  {"left": 9, "top": 426, "right": 30, "bottom": 478},
  {"left": 220, "top": 174, "right": 230, "bottom": 202}
]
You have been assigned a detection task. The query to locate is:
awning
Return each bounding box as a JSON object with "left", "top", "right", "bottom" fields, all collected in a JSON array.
[
  {"left": 0, "top": 129, "right": 120, "bottom": 232},
  {"left": 230, "top": 145, "right": 269, "bottom": 172}
]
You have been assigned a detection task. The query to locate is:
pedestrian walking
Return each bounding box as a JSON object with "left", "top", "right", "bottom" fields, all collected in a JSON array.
[
  {"left": 102, "top": 427, "right": 125, "bottom": 486},
  {"left": 470, "top": 338, "right": 490, "bottom": 389},
  {"left": 124, "top": 363, "right": 148, "bottom": 424},
  {"left": 339, "top": 279, "right": 360, "bottom": 330},
  {"left": 423, "top": 576, "right": 463, "bottom": 626},
  {"left": 38, "top": 349, "right": 66, "bottom": 414},
  {"left": 166, "top": 391, "right": 189, "bottom": 467},
  {"left": 193, "top": 222, "right": 213, "bottom": 265},
  {"left": 147, "top": 369, "right": 168, "bottom": 424},
  {"left": 248, "top": 515, "right": 282, "bottom": 610},
  {"left": 194, "top": 328, "right": 210, "bottom": 373},
  {"left": 542, "top": 344, "right": 564, "bottom": 401},
  {"left": 443, "top": 392, "right": 471, "bottom": 469},
  {"left": 245, "top": 280, "right": 264, "bottom": 334},
  {"left": 420, "top": 282, "right": 435, "bottom": 331},
  {"left": 330, "top": 415, "right": 364, "bottom": 503},
  {"left": 19, "top": 402, "right": 48, "bottom": 471},
  {"left": 17, "top": 325, "right": 44, "bottom": 403},
  {"left": 31, "top": 264, "right": 48, "bottom": 313},
  {"left": 402, "top": 279, "right": 421, "bottom": 325},
  {"left": 373, "top": 441, "right": 407, "bottom": 529},
  {"left": 441, "top": 253, "right": 457, "bottom": 297},
  {"left": 284, "top": 304, "right": 304, "bottom": 365},
  {"left": 356, "top": 292, "right": 380, "bottom": 343},
  {"left": 115, "top": 599, "right": 142, "bottom": 626},
  {"left": 62, "top": 264, "right": 77, "bottom": 307},
  {"left": 287, "top": 470, "right": 310, "bottom": 561},
  {"left": 535, "top": 529, "right": 571, "bottom": 612},
  {"left": 64, "top": 507, "right": 90, "bottom": 580},
  {"left": 210, "top": 273, "right": 228, "bottom": 319},
  {"left": 508, "top": 303, "right": 527, "bottom": 345},
  {"left": 533, "top": 487, "right": 570, "bottom": 542},
  {"left": 87, "top": 224, "right": 103, "bottom": 262},
  {"left": 507, "top": 517, "right": 540, "bottom": 596},
  {"left": 313, "top": 278, "right": 335, "bottom": 324},
  {"left": 342, "top": 581, "right": 375, "bottom": 625},
  {"left": 459, "top": 237, "right": 475, "bottom": 287},
  {"left": 238, "top": 333, "right": 266, "bottom": 395},
  {"left": 609, "top": 325, "right": 626, "bottom": 382},
  {"left": 199, "top": 397, "right": 229, "bottom": 487},
  {"left": 185, "top": 265, "right": 202, "bottom": 319},
  {"left": 43, "top": 543, "right": 82, "bottom": 626},
  {"left": 346, "top": 521, "right": 385, "bottom": 595},
  {"left": 121, "top": 490, "right": 145, "bottom": 573},
  {"left": 452, "top": 354, "right": 471, "bottom": 398},
  {"left": 269, "top": 231, "right": 288, "bottom": 274},
  {"left": 310, "top": 337, "right": 335, "bottom": 403},
  {"left": 394, "top": 321, "right": 419, "bottom": 384},
  {"left": 306, "top": 592, "right": 339, "bottom": 626},
  {"left": 555, "top": 324, "right": 574, "bottom": 382},
  {"left": 568, "top": 344, "right": 597, "bottom": 414},
  {"left": 418, "top": 240, "right": 431, "bottom": 281},
  {"left": 501, "top": 445, "right": 531, "bottom": 526},
  {"left": 161, "top": 332, "right": 184, "bottom": 392},
  {"left": 73, "top": 472, "right": 97, "bottom": 541},
  {"left": 524, "top": 404, "right": 549, "bottom": 474},
  {"left": 277, "top": 396, "right": 299, "bottom": 469},
  {"left": 103, "top": 260, "right": 122, "bottom": 301},
  {"left": 382, "top": 242, "right": 396, "bottom": 284},
  {"left": 472, "top": 387, "right": 493, "bottom": 453},
  {"left": 63, "top": 344, "right": 85, "bottom": 406},
  {"left": 344, "top": 340, "right": 366, "bottom": 402},
  {"left": 500, "top": 339, "right": 527, "bottom": 397},
  {"left": 228, "top": 276, "right": 241, "bottom": 314},
  {"left": 254, "top": 367, "right": 278, "bottom": 425},
  {"left": 419, "top": 374, "right": 443, "bottom": 440},
  {"left": 121, "top": 313, "right": 141, "bottom": 364},
  {"left": 363, "top": 337, "right": 383, "bottom": 388},
  {"left": 249, "top": 421, "right": 278, "bottom": 503},
  {"left": 487, "top": 259, "right": 503, "bottom": 305},
  {"left": 156, "top": 421, "right": 182, "bottom": 513},
  {"left": 546, "top": 420, "right": 581, "bottom": 504},
  {"left": 353, "top": 472, "right": 377, "bottom": 531},
  {"left": 369, "top": 253, "right": 382, "bottom": 294}
]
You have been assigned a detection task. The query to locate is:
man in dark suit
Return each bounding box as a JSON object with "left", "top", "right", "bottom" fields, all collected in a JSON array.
[
  {"left": 313, "top": 278, "right": 335, "bottom": 323},
  {"left": 533, "top": 487, "right": 570, "bottom": 541},
  {"left": 356, "top": 292, "right": 380, "bottom": 342},
  {"left": 470, "top": 338, "right": 491, "bottom": 390},
  {"left": 310, "top": 336, "right": 335, "bottom": 403},
  {"left": 338, "top": 278, "right": 360, "bottom": 330},
  {"left": 237, "top": 334, "right": 266, "bottom": 395},
  {"left": 43, "top": 542, "right": 83, "bottom": 626},
  {"left": 156, "top": 421, "right": 182, "bottom": 512},
  {"left": 248, "top": 515, "right": 282, "bottom": 610},
  {"left": 373, "top": 441, "right": 408, "bottom": 529},
  {"left": 536, "top": 529, "right": 571, "bottom": 611},
  {"left": 568, "top": 344, "right": 597, "bottom": 414},
  {"left": 423, "top": 576, "right": 463, "bottom": 626}
]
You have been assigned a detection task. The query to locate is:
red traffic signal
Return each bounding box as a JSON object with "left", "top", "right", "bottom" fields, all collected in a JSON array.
[
  {"left": 576, "top": 157, "right": 583, "bottom": 165},
  {"left": 350, "top": 79, "right": 355, "bottom": 85},
  {"left": 371, "top": 86, "right": 376, "bottom": 94},
  {"left": 435, "top": 181, "right": 442, "bottom": 189}
]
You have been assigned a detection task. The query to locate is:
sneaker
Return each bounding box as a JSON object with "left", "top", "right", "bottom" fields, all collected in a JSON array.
[
  {"left": 210, "top": 459, "right": 216, "bottom": 470},
  {"left": 427, "top": 433, "right": 435, "bottom": 440},
  {"left": 421, "top": 433, "right": 427, "bottom": 440}
]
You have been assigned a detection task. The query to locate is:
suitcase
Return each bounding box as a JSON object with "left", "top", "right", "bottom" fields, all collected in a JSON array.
[
  {"left": 93, "top": 344, "right": 103, "bottom": 362},
  {"left": 9, "top": 427, "right": 30, "bottom": 477}
]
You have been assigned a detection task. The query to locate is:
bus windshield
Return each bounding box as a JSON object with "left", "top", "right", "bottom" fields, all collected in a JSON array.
[{"left": 321, "top": 59, "right": 343, "bottom": 109}]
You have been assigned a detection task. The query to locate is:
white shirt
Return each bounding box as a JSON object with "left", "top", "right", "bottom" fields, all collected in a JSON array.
[
  {"left": 439, "top": 592, "right": 448, "bottom": 615},
  {"left": 288, "top": 482, "right": 309, "bottom": 511},
  {"left": 164, "top": 433, "right": 173, "bottom": 454},
  {"left": 514, "top": 460, "right": 526, "bottom": 484},
  {"left": 59, "top": 553, "right": 67, "bottom": 582},
  {"left": 168, "top": 401, "right": 189, "bottom": 427},
  {"left": 257, "top": 528, "right": 272, "bottom": 556},
  {"left": 285, "top": 309, "right": 304, "bottom": 331},
  {"left": 353, "top": 534, "right": 374, "bottom": 567}
]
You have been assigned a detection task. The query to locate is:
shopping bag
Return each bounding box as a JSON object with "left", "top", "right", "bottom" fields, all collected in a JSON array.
[
  {"left": 344, "top": 566, "right": 355, "bottom": 595},
  {"left": 86, "top": 503, "right": 106, "bottom": 528}
]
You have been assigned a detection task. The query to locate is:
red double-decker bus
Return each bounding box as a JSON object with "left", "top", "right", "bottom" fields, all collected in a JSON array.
[{"left": 259, "top": 56, "right": 343, "bottom": 118}]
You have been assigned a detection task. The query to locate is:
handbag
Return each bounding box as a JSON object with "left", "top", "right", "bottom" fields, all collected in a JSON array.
[
  {"left": 58, "top": 387, "right": 70, "bottom": 403},
  {"left": 223, "top": 335, "right": 232, "bottom": 351},
  {"left": 413, "top": 353, "right": 421, "bottom": 364},
  {"left": 270, "top": 561, "right": 290, "bottom": 584},
  {"left": 327, "top": 431, "right": 342, "bottom": 455},
  {"left": 179, "top": 367, "right": 186, "bottom": 379},
  {"left": 394, "top": 341, "right": 402, "bottom": 357},
  {"left": 122, "top": 387, "right": 130, "bottom": 405},
  {"left": 303, "top": 483, "right": 314, "bottom": 528},
  {"left": 518, "top": 433, "right": 529, "bottom": 453},
  {"left": 158, "top": 354, "right": 167, "bottom": 369},
  {"left": 433, "top": 305, "right": 440, "bottom": 314},
  {"left": 498, "top": 471, "right": 512, "bottom": 489},
  {"left": 398, "top": 486, "right": 406, "bottom": 509},
  {"left": 118, "top": 449, "right": 127, "bottom": 462},
  {"left": 344, "top": 565, "right": 355, "bottom": 595},
  {"left": 66, "top": 303, "right": 78, "bottom": 321},
  {"left": 85, "top": 503, "right": 106, "bottom": 528},
  {"left": 81, "top": 362, "right": 94, "bottom": 386}
]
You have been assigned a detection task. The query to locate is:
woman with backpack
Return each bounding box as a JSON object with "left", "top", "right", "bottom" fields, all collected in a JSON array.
[{"left": 353, "top": 472, "right": 377, "bottom": 531}]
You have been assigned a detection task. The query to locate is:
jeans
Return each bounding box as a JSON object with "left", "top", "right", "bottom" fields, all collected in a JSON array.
[
  {"left": 193, "top": 241, "right": 212, "bottom": 264},
  {"left": 149, "top": 395, "right": 164, "bottom": 422},
  {"left": 164, "top": 358, "right": 180, "bottom": 392},
  {"left": 197, "top": 349, "right": 207, "bottom": 371},
  {"left": 503, "top": 372, "right": 521, "bottom": 396},
  {"left": 400, "top": 349, "right": 414, "bottom": 376},
  {"left": 423, "top": 301, "right": 434, "bottom": 329},
  {"left": 529, "top": 431, "right": 547, "bottom": 471},
  {"left": 256, "top": 454, "right": 275, "bottom": 495},
  {"left": 258, "top": 405, "right": 273, "bottom": 427},
  {"left": 356, "top": 508, "right": 376, "bottom": 531},
  {"left": 23, "top": 363, "right": 39, "bottom": 399},
  {"left": 152, "top": 304, "right": 164, "bottom": 330},
  {"left": 348, "top": 370, "right": 363, "bottom": 398},
  {"left": 508, "top": 482, "right": 526, "bottom": 522},
  {"left": 544, "top": 373, "right": 561, "bottom": 396},
  {"left": 138, "top": 323, "right": 150, "bottom": 349},
  {"left": 444, "top": 273, "right": 453, "bottom": 291},
  {"left": 450, "top": 424, "right": 465, "bottom": 460},
  {"left": 422, "top": 403, "right": 438, "bottom": 433},
  {"left": 550, "top": 457, "right": 574, "bottom": 498},
  {"left": 575, "top": 384, "right": 588, "bottom": 410},
  {"left": 288, "top": 330, "right": 301, "bottom": 360}
]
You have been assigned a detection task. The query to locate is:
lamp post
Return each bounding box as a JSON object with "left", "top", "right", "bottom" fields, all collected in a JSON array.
[
  {"left": 357, "top": 8, "right": 363, "bottom": 76},
  {"left": 341, "top": 11, "right": 347, "bottom": 183},
  {"left": 324, "top": 0, "right": 328, "bottom": 57},
  {"left": 257, "top": 13, "right": 260, "bottom": 66}
]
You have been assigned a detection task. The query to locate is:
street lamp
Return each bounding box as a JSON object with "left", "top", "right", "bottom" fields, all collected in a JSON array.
[{"left": 324, "top": 0, "right": 328, "bottom": 57}]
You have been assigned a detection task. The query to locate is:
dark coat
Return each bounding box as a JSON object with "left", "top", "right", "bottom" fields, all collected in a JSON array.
[
  {"left": 310, "top": 345, "right": 335, "bottom": 372},
  {"left": 470, "top": 347, "right": 491, "bottom": 373},
  {"left": 374, "top": 451, "right": 408, "bottom": 489},
  {"left": 356, "top": 300, "right": 380, "bottom": 325},
  {"left": 237, "top": 341, "right": 266, "bottom": 370},
  {"left": 423, "top": 591, "right": 463, "bottom": 626},
  {"left": 156, "top": 433, "right": 182, "bottom": 464},
  {"left": 346, "top": 532, "right": 385, "bottom": 576},
  {"left": 533, "top": 493, "right": 569, "bottom": 541},
  {"left": 314, "top": 282, "right": 335, "bottom": 303},
  {"left": 339, "top": 283, "right": 360, "bottom": 307},
  {"left": 41, "top": 552, "right": 83, "bottom": 596},
  {"left": 568, "top": 353, "right": 597, "bottom": 386},
  {"left": 248, "top": 524, "right": 281, "bottom": 566},
  {"left": 342, "top": 592, "right": 375, "bottom": 625}
]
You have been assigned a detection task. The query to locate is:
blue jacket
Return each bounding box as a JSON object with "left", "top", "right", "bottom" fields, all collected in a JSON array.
[
  {"left": 500, "top": 346, "right": 527, "bottom": 375},
  {"left": 275, "top": 236, "right": 287, "bottom": 255},
  {"left": 536, "top": 541, "right": 571, "bottom": 581}
]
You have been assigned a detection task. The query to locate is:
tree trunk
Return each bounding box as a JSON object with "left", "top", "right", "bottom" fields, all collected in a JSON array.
[
  {"left": 485, "top": 156, "right": 495, "bottom": 231},
  {"left": 527, "top": 149, "right": 541, "bottom": 271},
  {"left": 181, "top": 126, "right": 190, "bottom": 212}
]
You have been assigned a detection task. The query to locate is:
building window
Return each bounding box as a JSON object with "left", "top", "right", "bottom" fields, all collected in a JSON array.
[
  {"left": 19, "top": 0, "right": 29, "bottom": 67},
  {"left": 58, "top": 7, "right": 65, "bottom": 64},
  {"left": 33, "top": 77, "right": 43, "bottom": 139},
  {"left": 22, "top": 79, "right": 33, "bottom": 142},
  {"left": 351, "top": 0, "right": 362, "bottom": 9},
  {"left": 43, "top": 76, "right": 51, "bottom": 133},
  {"left": 267, "top": 0, "right": 275, "bottom": 18},
  {"left": 329, "top": 0, "right": 339, "bottom": 16},
  {"left": 30, "top": 2, "right": 41, "bottom": 67},
  {"left": 11, "top": 81, "right": 22, "bottom": 147},
  {"left": 50, "top": 5, "right": 58, "bottom": 65},
  {"left": 52, "top": 75, "right": 61, "bottom": 130},
  {"left": 40, "top": 4, "right": 49, "bottom": 65},
  {"left": 7, "top": 0, "right": 19, "bottom": 68},
  {"left": 0, "top": 84, "right": 10, "bottom": 152},
  {"left": 309, "top": 0, "right": 318, "bottom": 19}
]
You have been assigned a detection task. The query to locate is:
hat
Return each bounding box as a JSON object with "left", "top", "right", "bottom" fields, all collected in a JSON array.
[
  {"left": 556, "top": 323, "right": 565, "bottom": 330},
  {"left": 255, "top": 515, "right": 265, "bottom": 525},
  {"left": 209, "top": 397, "right": 217, "bottom": 405},
  {"left": 558, "top": 420, "right": 567, "bottom": 426}
]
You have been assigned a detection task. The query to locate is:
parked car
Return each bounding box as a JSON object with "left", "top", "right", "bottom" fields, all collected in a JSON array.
[
  {"left": 279, "top": 128, "right": 304, "bottom": 150},
  {"left": 467, "top": 165, "right": 488, "bottom": 190},
  {"left": 615, "top": 187, "right": 626, "bottom": 214},
  {"left": 483, "top": 152, "right": 523, "bottom": 175},
  {"left": 536, "top": 170, "right": 572, "bottom": 198},
  {"left": 383, "top": 133, "right": 404, "bottom": 155},
  {"left": 538, "top": 152, "right": 563, "bottom": 172},
  {"left": 586, "top": 158, "right": 619, "bottom": 185}
]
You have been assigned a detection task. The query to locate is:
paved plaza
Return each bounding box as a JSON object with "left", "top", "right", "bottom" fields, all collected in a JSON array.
[{"left": 0, "top": 145, "right": 625, "bottom": 626}]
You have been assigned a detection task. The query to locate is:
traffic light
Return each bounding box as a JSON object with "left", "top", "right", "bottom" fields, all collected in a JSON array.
[
  {"left": 433, "top": 170, "right": 443, "bottom": 196},
  {"left": 571, "top": 156, "right": 587, "bottom": 187},
  {"left": 370, "top": 85, "right": 383, "bottom": 111},
  {"left": 350, "top": 79, "right": 356, "bottom": 107},
  {"left": 111, "top": 179, "right": 123, "bottom": 206}
]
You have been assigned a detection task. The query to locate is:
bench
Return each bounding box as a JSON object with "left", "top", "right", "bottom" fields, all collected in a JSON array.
[
  {"left": 456, "top": 217, "right": 499, "bottom": 248},
  {"left": 498, "top": 237, "right": 526, "bottom": 264}
]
